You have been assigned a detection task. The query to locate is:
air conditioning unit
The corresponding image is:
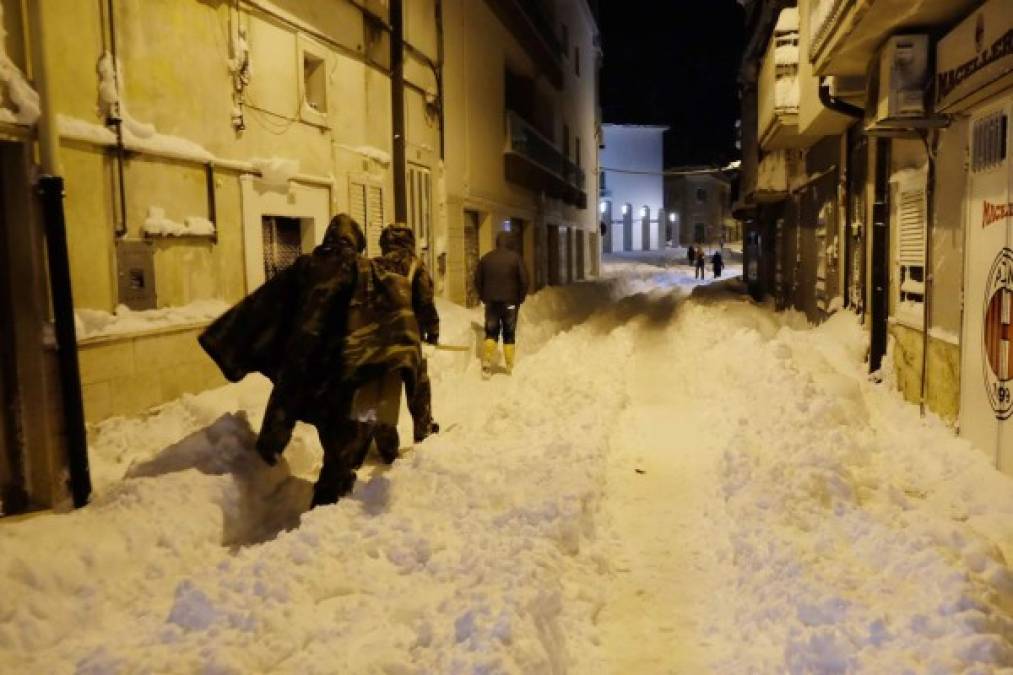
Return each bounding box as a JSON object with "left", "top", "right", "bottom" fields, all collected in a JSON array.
[{"left": 864, "top": 35, "right": 932, "bottom": 133}]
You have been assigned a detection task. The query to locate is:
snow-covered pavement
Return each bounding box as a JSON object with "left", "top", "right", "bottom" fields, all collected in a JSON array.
[{"left": 3, "top": 253, "right": 1013, "bottom": 673}]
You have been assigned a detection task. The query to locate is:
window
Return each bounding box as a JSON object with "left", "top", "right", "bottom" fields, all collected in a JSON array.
[
  {"left": 574, "top": 46, "right": 580, "bottom": 77},
  {"left": 350, "top": 181, "right": 385, "bottom": 257},
  {"left": 972, "top": 111, "right": 1008, "bottom": 172},
  {"left": 408, "top": 164, "right": 432, "bottom": 263},
  {"left": 696, "top": 188, "right": 707, "bottom": 203},
  {"left": 694, "top": 223, "right": 706, "bottom": 243},
  {"left": 299, "top": 37, "right": 328, "bottom": 126},
  {"left": 892, "top": 169, "right": 928, "bottom": 324},
  {"left": 262, "top": 216, "right": 303, "bottom": 280}
]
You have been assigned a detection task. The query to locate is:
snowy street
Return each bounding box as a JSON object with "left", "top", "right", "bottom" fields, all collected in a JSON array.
[{"left": 4, "top": 254, "right": 1013, "bottom": 673}]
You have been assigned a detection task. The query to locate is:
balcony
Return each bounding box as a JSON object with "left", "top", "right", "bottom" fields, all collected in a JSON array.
[
  {"left": 505, "top": 111, "right": 587, "bottom": 208},
  {"left": 484, "top": 0, "right": 564, "bottom": 88},
  {"left": 755, "top": 149, "right": 797, "bottom": 202},
  {"left": 758, "top": 9, "right": 808, "bottom": 151},
  {"left": 808, "top": 0, "right": 980, "bottom": 76}
]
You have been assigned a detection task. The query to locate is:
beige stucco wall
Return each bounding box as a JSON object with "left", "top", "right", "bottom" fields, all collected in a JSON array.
[
  {"left": 78, "top": 326, "right": 225, "bottom": 423},
  {"left": 890, "top": 323, "right": 961, "bottom": 423}
]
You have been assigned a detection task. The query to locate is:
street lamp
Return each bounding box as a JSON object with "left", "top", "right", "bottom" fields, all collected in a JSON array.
[
  {"left": 622, "top": 204, "right": 629, "bottom": 215},
  {"left": 599, "top": 201, "right": 607, "bottom": 214},
  {"left": 640, "top": 206, "right": 647, "bottom": 218},
  {"left": 669, "top": 212, "right": 676, "bottom": 223}
]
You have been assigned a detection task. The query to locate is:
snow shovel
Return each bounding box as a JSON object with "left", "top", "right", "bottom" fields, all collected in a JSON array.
[{"left": 426, "top": 343, "right": 471, "bottom": 352}]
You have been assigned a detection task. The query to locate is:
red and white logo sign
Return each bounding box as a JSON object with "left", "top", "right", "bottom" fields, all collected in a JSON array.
[
  {"left": 983, "top": 201, "right": 1013, "bottom": 228},
  {"left": 983, "top": 248, "right": 1013, "bottom": 418}
]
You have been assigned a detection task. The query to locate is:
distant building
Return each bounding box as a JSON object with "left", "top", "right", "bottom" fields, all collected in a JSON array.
[
  {"left": 599, "top": 124, "right": 667, "bottom": 252},
  {"left": 664, "top": 170, "right": 735, "bottom": 246}
]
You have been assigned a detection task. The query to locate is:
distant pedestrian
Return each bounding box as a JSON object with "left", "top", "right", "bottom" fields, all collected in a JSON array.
[
  {"left": 686, "top": 245, "right": 695, "bottom": 266},
  {"left": 695, "top": 248, "right": 706, "bottom": 279},
  {"left": 476, "top": 230, "right": 528, "bottom": 377},
  {"left": 712, "top": 250, "right": 724, "bottom": 278}
]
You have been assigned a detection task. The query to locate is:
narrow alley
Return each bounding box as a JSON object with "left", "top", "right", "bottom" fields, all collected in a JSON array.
[{"left": 3, "top": 254, "right": 1011, "bottom": 673}]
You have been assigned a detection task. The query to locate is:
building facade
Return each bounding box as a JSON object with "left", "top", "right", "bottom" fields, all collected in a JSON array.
[
  {"left": 665, "top": 171, "right": 734, "bottom": 246},
  {"left": 443, "top": 0, "right": 601, "bottom": 298},
  {"left": 737, "top": 0, "right": 1013, "bottom": 473},
  {"left": 0, "top": 0, "right": 601, "bottom": 513},
  {"left": 599, "top": 124, "right": 667, "bottom": 253}
]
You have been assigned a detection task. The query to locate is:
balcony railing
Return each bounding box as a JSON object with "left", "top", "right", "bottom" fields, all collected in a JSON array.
[{"left": 505, "top": 111, "right": 587, "bottom": 207}]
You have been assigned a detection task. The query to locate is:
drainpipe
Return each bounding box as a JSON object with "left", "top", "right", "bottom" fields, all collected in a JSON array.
[
  {"left": 390, "top": 0, "right": 407, "bottom": 223},
  {"left": 919, "top": 130, "right": 938, "bottom": 418},
  {"left": 27, "top": 0, "right": 92, "bottom": 508},
  {"left": 105, "top": 0, "right": 128, "bottom": 238},
  {"left": 818, "top": 77, "right": 863, "bottom": 119},
  {"left": 435, "top": 0, "right": 445, "bottom": 160}
]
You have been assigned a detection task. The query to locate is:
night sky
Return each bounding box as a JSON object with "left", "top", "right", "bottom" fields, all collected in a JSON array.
[{"left": 598, "top": 1, "right": 745, "bottom": 168}]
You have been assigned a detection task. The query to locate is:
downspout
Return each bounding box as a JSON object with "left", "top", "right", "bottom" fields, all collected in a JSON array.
[
  {"left": 105, "top": 0, "right": 128, "bottom": 238},
  {"left": 27, "top": 0, "right": 92, "bottom": 508},
  {"left": 390, "top": 0, "right": 407, "bottom": 223},
  {"left": 919, "top": 130, "right": 939, "bottom": 417},
  {"left": 818, "top": 77, "right": 863, "bottom": 119},
  {"left": 435, "top": 0, "right": 445, "bottom": 160}
]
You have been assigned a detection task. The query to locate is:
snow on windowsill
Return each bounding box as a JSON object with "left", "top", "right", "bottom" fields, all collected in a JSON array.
[
  {"left": 143, "top": 207, "right": 216, "bottom": 238},
  {"left": 336, "top": 143, "right": 392, "bottom": 166},
  {"left": 75, "top": 299, "right": 229, "bottom": 343}
]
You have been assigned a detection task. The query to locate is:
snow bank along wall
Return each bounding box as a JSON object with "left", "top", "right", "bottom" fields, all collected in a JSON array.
[
  {"left": 13, "top": 0, "right": 600, "bottom": 427},
  {"left": 737, "top": 0, "right": 1011, "bottom": 472}
]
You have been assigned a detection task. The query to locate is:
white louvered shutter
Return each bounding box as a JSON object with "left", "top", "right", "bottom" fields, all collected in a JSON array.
[{"left": 367, "top": 185, "right": 384, "bottom": 257}]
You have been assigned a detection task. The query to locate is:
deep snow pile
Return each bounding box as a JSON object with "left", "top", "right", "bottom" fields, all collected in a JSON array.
[{"left": 2, "top": 256, "right": 1012, "bottom": 673}]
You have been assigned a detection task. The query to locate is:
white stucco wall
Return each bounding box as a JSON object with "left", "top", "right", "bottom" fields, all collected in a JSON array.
[{"left": 601, "top": 124, "right": 666, "bottom": 250}]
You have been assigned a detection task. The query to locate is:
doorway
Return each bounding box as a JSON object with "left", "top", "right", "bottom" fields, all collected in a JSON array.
[
  {"left": 547, "top": 224, "right": 562, "bottom": 285},
  {"left": 845, "top": 128, "right": 868, "bottom": 315},
  {"left": 464, "top": 209, "right": 481, "bottom": 307}
]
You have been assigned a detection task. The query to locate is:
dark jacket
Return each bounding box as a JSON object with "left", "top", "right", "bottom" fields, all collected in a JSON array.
[
  {"left": 199, "top": 214, "right": 365, "bottom": 455},
  {"left": 476, "top": 235, "right": 528, "bottom": 305}
]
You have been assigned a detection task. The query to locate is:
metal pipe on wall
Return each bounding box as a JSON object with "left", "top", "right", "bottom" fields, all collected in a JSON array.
[
  {"left": 919, "top": 130, "right": 939, "bottom": 417},
  {"left": 27, "top": 0, "right": 92, "bottom": 508},
  {"left": 390, "top": 0, "right": 407, "bottom": 224}
]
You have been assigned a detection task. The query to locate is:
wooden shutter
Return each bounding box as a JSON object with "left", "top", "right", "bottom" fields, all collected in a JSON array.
[{"left": 366, "top": 184, "right": 384, "bottom": 257}]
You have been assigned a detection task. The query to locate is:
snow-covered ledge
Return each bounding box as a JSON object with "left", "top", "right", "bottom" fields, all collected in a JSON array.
[{"left": 75, "top": 300, "right": 228, "bottom": 344}]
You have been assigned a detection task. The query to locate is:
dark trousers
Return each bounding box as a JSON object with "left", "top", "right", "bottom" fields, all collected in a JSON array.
[
  {"left": 484, "top": 302, "right": 519, "bottom": 344},
  {"left": 312, "top": 419, "right": 372, "bottom": 507},
  {"left": 407, "top": 358, "right": 434, "bottom": 442},
  {"left": 695, "top": 265, "right": 704, "bottom": 279}
]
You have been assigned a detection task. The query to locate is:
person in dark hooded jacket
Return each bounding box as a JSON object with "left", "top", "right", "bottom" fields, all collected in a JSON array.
[{"left": 200, "top": 214, "right": 375, "bottom": 505}]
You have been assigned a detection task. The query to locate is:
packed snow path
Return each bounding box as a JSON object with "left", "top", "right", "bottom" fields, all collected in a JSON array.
[{"left": 3, "top": 252, "right": 1013, "bottom": 673}]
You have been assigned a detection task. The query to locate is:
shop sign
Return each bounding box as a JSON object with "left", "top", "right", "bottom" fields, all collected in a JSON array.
[{"left": 937, "top": 0, "right": 1013, "bottom": 112}]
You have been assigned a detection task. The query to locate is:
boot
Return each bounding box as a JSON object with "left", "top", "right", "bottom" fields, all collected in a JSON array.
[
  {"left": 374, "top": 425, "right": 400, "bottom": 464},
  {"left": 482, "top": 339, "right": 498, "bottom": 377},
  {"left": 503, "top": 344, "right": 516, "bottom": 374}
]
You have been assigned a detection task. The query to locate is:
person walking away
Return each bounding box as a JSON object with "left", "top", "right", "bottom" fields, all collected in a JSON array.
[
  {"left": 365, "top": 224, "right": 440, "bottom": 459},
  {"left": 199, "top": 214, "right": 371, "bottom": 506},
  {"left": 695, "top": 247, "right": 706, "bottom": 279},
  {"left": 476, "top": 230, "right": 528, "bottom": 376},
  {"left": 712, "top": 249, "right": 724, "bottom": 278},
  {"left": 686, "top": 245, "right": 695, "bottom": 267}
]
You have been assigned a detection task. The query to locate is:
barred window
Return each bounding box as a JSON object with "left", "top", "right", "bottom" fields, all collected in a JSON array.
[{"left": 972, "top": 111, "right": 1008, "bottom": 173}]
